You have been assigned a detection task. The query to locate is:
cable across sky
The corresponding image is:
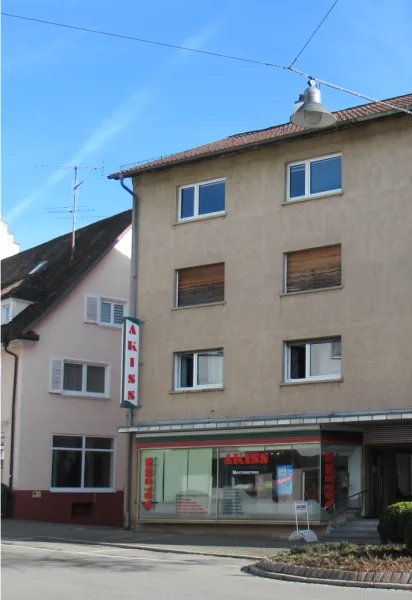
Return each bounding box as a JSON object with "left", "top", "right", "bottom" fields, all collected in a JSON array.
[{"left": 2, "top": 11, "right": 411, "bottom": 116}]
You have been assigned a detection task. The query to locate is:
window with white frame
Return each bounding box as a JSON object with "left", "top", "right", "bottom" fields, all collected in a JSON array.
[
  {"left": 50, "top": 358, "right": 111, "bottom": 398},
  {"left": 178, "top": 179, "right": 225, "bottom": 221},
  {"left": 84, "top": 295, "right": 127, "bottom": 327},
  {"left": 1, "top": 302, "right": 12, "bottom": 325},
  {"left": 51, "top": 435, "right": 114, "bottom": 490},
  {"left": 175, "top": 350, "right": 224, "bottom": 390},
  {"left": 285, "top": 338, "right": 342, "bottom": 382},
  {"left": 287, "top": 154, "right": 342, "bottom": 201}
]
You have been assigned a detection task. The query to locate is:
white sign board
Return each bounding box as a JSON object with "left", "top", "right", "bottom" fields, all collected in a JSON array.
[
  {"left": 289, "top": 500, "right": 318, "bottom": 543},
  {"left": 121, "top": 317, "right": 140, "bottom": 408}
]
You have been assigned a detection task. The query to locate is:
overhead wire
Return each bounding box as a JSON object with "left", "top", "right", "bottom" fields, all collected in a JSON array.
[
  {"left": 2, "top": 11, "right": 411, "bottom": 116},
  {"left": 288, "top": 0, "right": 340, "bottom": 67}
]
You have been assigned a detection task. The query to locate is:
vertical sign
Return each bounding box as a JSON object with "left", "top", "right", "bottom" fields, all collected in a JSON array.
[
  {"left": 276, "top": 465, "right": 293, "bottom": 495},
  {"left": 323, "top": 451, "right": 335, "bottom": 510},
  {"left": 121, "top": 317, "right": 140, "bottom": 408}
]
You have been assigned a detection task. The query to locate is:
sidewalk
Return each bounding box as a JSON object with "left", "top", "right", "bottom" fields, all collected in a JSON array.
[{"left": 1, "top": 519, "right": 292, "bottom": 560}]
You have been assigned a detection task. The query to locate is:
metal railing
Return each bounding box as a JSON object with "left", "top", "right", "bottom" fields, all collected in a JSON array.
[{"left": 324, "top": 489, "right": 369, "bottom": 528}]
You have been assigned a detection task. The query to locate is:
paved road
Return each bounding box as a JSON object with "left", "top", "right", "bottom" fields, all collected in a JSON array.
[{"left": 1, "top": 539, "right": 406, "bottom": 599}]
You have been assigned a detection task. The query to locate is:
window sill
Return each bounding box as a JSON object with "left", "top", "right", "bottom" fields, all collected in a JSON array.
[
  {"left": 172, "top": 301, "right": 226, "bottom": 311},
  {"left": 50, "top": 488, "right": 116, "bottom": 493},
  {"left": 59, "top": 392, "right": 111, "bottom": 400},
  {"left": 280, "top": 285, "right": 343, "bottom": 297},
  {"left": 280, "top": 378, "right": 343, "bottom": 387},
  {"left": 283, "top": 190, "right": 343, "bottom": 205},
  {"left": 174, "top": 211, "right": 227, "bottom": 225},
  {"left": 98, "top": 322, "right": 123, "bottom": 329},
  {"left": 170, "top": 387, "right": 225, "bottom": 395}
]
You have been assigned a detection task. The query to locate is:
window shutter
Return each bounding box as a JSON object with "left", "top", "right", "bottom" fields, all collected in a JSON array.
[
  {"left": 113, "top": 303, "right": 124, "bottom": 325},
  {"left": 84, "top": 295, "right": 99, "bottom": 323},
  {"left": 286, "top": 245, "right": 341, "bottom": 293},
  {"left": 177, "top": 263, "right": 224, "bottom": 307},
  {"left": 50, "top": 359, "right": 63, "bottom": 393}
]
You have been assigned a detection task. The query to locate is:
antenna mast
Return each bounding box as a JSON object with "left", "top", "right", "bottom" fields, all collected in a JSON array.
[{"left": 37, "top": 163, "right": 104, "bottom": 258}]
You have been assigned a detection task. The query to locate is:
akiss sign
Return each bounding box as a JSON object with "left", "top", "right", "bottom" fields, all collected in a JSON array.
[{"left": 121, "top": 317, "right": 140, "bottom": 408}]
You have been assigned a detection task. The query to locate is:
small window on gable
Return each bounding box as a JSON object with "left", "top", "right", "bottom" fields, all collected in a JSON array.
[
  {"left": 178, "top": 179, "right": 225, "bottom": 221},
  {"left": 177, "top": 263, "right": 225, "bottom": 307},
  {"left": 287, "top": 154, "right": 342, "bottom": 201},
  {"left": 84, "top": 295, "right": 127, "bottom": 327},
  {"left": 285, "top": 245, "right": 342, "bottom": 293}
]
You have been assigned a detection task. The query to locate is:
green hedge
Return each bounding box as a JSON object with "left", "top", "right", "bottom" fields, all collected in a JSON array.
[
  {"left": 405, "top": 517, "right": 412, "bottom": 551},
  {"left": 378, "top": 501, "right": 412, "bottom": 544}
]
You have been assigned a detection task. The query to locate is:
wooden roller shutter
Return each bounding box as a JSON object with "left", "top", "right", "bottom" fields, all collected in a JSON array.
[
  {"left": 177, "top": 263, "right": 224, "bottom": 307},
  {"left": 286, "top": 245, "right": 341, "bottom": 293}
]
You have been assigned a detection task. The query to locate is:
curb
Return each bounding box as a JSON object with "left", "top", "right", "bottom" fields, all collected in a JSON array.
[
  {"left": 245, "top": 563, "right": 412, "bottom": 590},
  {"left": 2, "top": 534, "right": 261, "bottom": 561}
]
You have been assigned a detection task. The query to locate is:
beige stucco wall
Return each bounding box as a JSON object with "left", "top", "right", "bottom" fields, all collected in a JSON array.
[
  {"left": 132, "top": 116, "right": 412, "bottom": 423},
  {"left": 4, "top": 230, "right": 132, "bottom": 490}
]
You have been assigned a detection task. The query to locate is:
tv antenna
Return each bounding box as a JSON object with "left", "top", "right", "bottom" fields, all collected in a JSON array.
[{"left": 37, "top": 163, "right": 104, "bottom": 259}]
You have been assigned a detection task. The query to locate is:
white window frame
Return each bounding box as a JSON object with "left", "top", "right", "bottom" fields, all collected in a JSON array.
[
  {"left": 174, "top": 349, "right": 224, "bottom": 391},
  {"left": 331, "top": 340, "right": 342, "bottom": 359},
  {"left": 177, "top": 178, "right": 226, "bottom": 222},
  {"left": 50, "top": 357, "right": 111, "bottom": 398},
  {"left": 284, "top": 339, "right": 342, "bottom": 383},
  {"left": 99, "top": 297, "right": 127, "bottom": 327},
  {"left": 1, "top": 301, "right": 12, "bottom": 324},
  {"left": 84, "top": 294, "right": 128, "bottom": 327},
  {"left": 50, "top": 434, "right": 115, "bottom": 493},
  {"left": 286, "top": 153, "right": 342, "bottom": 202}
]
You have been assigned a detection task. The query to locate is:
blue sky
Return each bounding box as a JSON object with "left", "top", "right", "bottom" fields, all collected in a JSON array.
[{"left": 3, "top": 0, "right": 411, "bottom": 250}]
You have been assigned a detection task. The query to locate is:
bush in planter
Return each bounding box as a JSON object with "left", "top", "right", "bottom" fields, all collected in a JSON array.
[
  {"left": 398, "top": 507, "right": 412, "bottom": 541},
  {"left": 405, "top": 516, "right": 412, "bottom": 551},
  {"left": 378, "top": 501, "right": 412, "bottom": 543}
]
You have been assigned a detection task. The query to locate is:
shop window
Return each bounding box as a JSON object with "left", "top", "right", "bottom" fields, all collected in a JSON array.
[
  {"left": 139, "top": 445, "right": 321, "bottom": 521},
  {"left": 139, "top": 448, "right": 218, "bottom": 519}
]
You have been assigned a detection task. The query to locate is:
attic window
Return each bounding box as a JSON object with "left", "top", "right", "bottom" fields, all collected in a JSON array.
[{"left": 29, "top": 261, "right": 47, "bottom": 275}]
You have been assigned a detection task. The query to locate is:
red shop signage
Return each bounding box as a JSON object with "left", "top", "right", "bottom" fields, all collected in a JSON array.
[
  {"left": 224, "top": 452, "right": 268, "bottom": 465},
  {"left": 143, "top": 457, "right": 155, "bottom": 511},
  {"left": 324, "top": 451, "right": 335, "bottom": 510}
]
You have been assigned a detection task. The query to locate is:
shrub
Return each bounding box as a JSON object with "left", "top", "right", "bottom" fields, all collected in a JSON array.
[
  {"left": 378, "top": 501, "right": 412, "bottom": 544},
  {"left": 398, "top": 507, "right": 412, "bottom": 541},
  {"left": 405, "top": 517, "right": 412, "bottom": 552}
]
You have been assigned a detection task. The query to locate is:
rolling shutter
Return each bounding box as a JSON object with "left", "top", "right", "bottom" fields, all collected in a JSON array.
[
  {"left": 50, "top": 359, "right": 63, "bottom": 393},
  {"left": 177, "top": 263, "right": 224, "bottom": 307},
  {"left": 286, "top": 245, "right": 341, "bottom": 293},
  {"left": 84, "top": 295, "right": 99, "bottom": 323}
]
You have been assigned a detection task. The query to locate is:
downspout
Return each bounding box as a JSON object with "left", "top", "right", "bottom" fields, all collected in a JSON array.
[
  {"left": 4, "top": 339, "right": 19, "bottom": 515},
  {"left": 119, "top": 175, "right": 139, "bottom": 530}
]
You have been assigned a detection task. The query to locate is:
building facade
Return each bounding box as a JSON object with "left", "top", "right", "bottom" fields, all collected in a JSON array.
[
  {"left": 110, "top": 94, "right": 412, "bottom": 533},
  {"left": 1, "top": 211, "right": 132, "bottom": 526}
]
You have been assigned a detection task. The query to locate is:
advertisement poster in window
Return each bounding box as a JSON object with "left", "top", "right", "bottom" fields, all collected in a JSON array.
[{"left": 276, "top": 465, "right": 293, "bottom": 495}]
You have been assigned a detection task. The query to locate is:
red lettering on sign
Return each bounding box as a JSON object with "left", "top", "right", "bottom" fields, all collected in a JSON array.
[
  {"left": 323, "top": 452, "right": 335, "bottom": 510},
  {"left": 224, "top": 452, "right": 269, "bottom": 465},
  {"left": 128, "top": 391, "right": 136, "bottom": 400},
  {"left": 130, "top": 357, "right": 135, "bottom": 368},
  {"left": 143, "top": 457, "right": 155, "bottom": 512},
  {"left": 129, "top": 325, "right": 137, "bottom": 335},
  {"left": 128, "top": 374, "right": 136, "bottom": 384},
  {"left": 128, "top": 341, "right": 137, "bottom": 352}
]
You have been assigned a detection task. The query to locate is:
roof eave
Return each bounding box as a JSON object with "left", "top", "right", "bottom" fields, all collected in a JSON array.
[{"left": 108, "top": 109, "right": 407, "bottom": 180}]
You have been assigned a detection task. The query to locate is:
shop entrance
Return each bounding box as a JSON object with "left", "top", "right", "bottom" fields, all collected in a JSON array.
[{"left": 369, "top": 446, "right": 412, "bottom": 517}]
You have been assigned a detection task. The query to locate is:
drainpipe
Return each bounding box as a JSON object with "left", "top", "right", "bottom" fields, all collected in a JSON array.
[
  {"left": 4, "top": 339, "right": 19, "bottom": 515},
  {"left": 119, "top": 175, "right": 139, "bottom": 530}
]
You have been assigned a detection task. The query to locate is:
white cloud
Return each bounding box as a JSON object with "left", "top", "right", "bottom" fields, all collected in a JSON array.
[{"left": 7, "top": 21, "right": 222, "bottom": 222}]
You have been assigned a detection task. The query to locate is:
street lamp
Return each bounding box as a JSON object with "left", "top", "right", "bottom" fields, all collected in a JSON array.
[{"left": 290, "top": 79, "right": 337, "bottom": 129}]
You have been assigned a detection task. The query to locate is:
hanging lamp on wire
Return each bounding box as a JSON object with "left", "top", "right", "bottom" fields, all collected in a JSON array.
[{"left": 290, "top": 79, "right": 337, "bottom": 129}]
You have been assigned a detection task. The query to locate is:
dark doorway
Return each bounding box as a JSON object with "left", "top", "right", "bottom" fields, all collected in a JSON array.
[{"left": 370, "top": 450, "right": 383, "bottom": 517}]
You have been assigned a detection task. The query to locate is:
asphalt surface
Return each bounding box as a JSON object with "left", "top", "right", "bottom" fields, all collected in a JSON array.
[{"left": 2, "top": 538, "right": 407, "bottom": 600}]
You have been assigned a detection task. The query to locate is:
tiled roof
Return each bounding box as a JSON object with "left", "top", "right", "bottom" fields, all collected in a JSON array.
[
  {"left": 109, "top": 93, "right": 412, "bottom": 179},
  {"left": 1, "top": 210, "right": 132, "bottom": 342}
]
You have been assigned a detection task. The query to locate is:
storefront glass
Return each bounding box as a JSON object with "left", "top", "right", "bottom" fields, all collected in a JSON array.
[
  {"left": 139, "top": 444, "right": 321, "bottom": 521},
  {"left": 139, "top": 448, "right": 218, "bottom": 519},
  {"left": 320, "top": 444, "right": 362, "bottom": 520}
]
